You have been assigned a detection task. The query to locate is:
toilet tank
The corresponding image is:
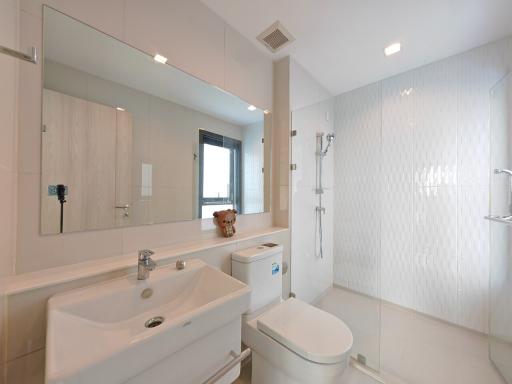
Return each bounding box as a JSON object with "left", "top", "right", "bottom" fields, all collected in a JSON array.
[{"left": 231, "top": 244, "right": 283, "bottom": 314}]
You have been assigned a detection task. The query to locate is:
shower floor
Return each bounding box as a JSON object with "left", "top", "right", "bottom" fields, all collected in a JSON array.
[
  {"left": 316, "top": 286, "right": 505, "bottom": 384},
  {"left": 235, "top": 287, "right": 504, "bottom": 383}
]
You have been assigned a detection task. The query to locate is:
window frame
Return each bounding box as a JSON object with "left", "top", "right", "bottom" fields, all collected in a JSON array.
[{"left": 198, "top": 130, "right": 242, "bottom": 218}]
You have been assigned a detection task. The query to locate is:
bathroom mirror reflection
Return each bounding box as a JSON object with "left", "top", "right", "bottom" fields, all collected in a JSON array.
[{"left": 40, "top": 7, "right": 270, "bottom": 235}]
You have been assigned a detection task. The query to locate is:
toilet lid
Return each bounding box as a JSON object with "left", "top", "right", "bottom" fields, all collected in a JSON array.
[{"left": 256, "top": 298, "right": 353, "bottom": 364}]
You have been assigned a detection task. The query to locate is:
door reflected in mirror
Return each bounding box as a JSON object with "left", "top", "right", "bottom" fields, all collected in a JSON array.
[{"left": 41, "top": 6, "right": 271, "bottom": 235}]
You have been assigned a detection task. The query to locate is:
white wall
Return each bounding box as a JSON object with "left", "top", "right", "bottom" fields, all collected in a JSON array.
[
  {"left": 15, "top": 0, "right": 275, "bottom": 274},
  {"left": 290, "top": 58, "right": 332, "bottom": 111},
  {"left": 334, "top": 37, "right": 512, "bottom": 333}
]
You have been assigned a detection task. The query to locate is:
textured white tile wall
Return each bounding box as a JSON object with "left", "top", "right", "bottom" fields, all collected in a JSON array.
[
  {"left": 381, "top": 71, "right": 414, "bottom": 309},
  {"left": 333, "top": 37, "right": 512, "bottom": 332},
  {"left": 334, "top": 83, "right": 382, "bottom": 298}
]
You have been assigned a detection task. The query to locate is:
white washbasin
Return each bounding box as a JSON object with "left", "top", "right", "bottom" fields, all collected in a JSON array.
[{"left": 45, "top": 259, "right": 251, "bottom": 384}]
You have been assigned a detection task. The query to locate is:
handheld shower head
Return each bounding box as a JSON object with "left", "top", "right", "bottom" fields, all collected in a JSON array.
[{"left": 322, "top": 133, "right": 335, "bottom": 156}]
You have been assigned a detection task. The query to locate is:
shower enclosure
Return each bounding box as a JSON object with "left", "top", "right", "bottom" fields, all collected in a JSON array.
[
  {"left": 290, "top": 98, "right": 382, "bottom": 372},
  {"left": 489, "top": 73, "right": 512, "bottom": 384},
  {"left": 290, "top": 40, "right": 512, "bottom": 383}
]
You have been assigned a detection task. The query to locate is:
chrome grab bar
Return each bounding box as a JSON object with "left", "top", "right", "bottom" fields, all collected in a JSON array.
[
  {"left": 201, "top": 348, "right": 251, "bottom": 384},
  {"left": 485, "top": 215, "right": 512, "bottom": 225}
]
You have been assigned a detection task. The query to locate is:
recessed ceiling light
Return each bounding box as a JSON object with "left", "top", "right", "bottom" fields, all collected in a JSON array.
[
  {"left": 153, "top": 54, "right": 168, "bottom": 64},
  {"left": 263, "top": 109, "right": 270, "bottom": 114},
  {"left": 248, "top": 105, "right": 257, "bottom": 111},
  {"left": 384, "top": 42, "right": 401, "bottom": 57},
  {"left": 116, "top": 107, "right": 125, "bottom": 111}
]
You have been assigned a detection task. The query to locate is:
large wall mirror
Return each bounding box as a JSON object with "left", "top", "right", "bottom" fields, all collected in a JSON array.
[{"left": 41, "top": 7, "right": 271, "bottom": 235}]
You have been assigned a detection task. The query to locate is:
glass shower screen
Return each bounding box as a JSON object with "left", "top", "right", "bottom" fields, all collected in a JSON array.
[
  {"left": 489, "top": 73, "right": 512, "bottom": 384},
  {"left": 290, "top": 98, "right": 382, "bottom": 371}
]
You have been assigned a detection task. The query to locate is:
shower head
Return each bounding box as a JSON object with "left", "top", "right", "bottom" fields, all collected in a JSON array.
[{"left": 322, "top": 133, "right": 335, "bottom": 156}]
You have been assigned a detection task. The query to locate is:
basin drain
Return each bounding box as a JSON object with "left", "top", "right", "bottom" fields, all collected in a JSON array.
[{"left": 145, "top": 316, "right": 164, "bottom": 328}]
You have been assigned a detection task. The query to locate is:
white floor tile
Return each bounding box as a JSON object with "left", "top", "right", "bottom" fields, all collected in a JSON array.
[{"left": 236, "top": 287, "right": 504, "bottom": 384}]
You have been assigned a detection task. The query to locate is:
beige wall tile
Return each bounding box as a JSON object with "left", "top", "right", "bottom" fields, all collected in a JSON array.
[
  {"left": 0, "top": 293, "right": 5, "bottom": 367},
  {"left": 0, "top": 0, "right": 17, "bottom": 48},
  {"left": 0, "top": 1, "right": 18, "bottom": 173},
  {"left": 224, "top": 24, "right": 273, "bottom": 111},
  {"left": 124, "top": 0, "right": 225, "bottom": 89},
  {"left": 6, "top": 269, "right": 130, "bottom": 361},
  {"left": 122, "top": 219, "right": 213, "bottom": 255},
  {"left": 16, "top": 0, "right": 276, "bottom": 272},
  {"left": 178, "top": 244, "right": 237, "bottom": 274},
  {"left": 16, "top": 173, "right": 124, "bottom": 273},
  {"left": 0, "top": 170, "right": 16, "bottom": 276},
  {"left": 18, "top": 10, "right": 42, "bottom": 175},
  {"left": 8, "top": 1, "right": 279, "bottom": 381},
  {"left": 272, "top": 58, "right": 291, "bottom": 228},
  {"left": 21, "top": 0, "right": 124, "bottom": 40}
]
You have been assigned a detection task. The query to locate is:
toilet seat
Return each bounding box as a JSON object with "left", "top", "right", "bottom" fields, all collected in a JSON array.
[{"left": 256, "top": 298, "right": 353, "bottom": 364}]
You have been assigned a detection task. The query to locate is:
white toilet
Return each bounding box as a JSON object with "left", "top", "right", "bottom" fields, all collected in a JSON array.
[{"left": 232, "top": 244, "right": 353, "bottom": 384}]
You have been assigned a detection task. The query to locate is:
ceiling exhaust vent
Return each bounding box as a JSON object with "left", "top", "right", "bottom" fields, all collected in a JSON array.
[{"left": 257, "top": 21, "right": 295, "bottom": 53}]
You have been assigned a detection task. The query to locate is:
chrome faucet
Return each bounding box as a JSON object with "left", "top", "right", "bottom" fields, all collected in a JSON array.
[{"left": 138, "top": 249, "right": 156, "bottom": 280}]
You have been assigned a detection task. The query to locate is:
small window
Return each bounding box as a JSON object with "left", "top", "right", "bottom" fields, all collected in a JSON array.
[{"left": 199, "top": 130, "right": 242, "bottom": 218}]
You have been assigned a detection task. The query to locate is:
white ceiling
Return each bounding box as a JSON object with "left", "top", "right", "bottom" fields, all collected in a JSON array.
[
  {"left": 44, "top": 7, "right": 263, "bottom": 126},
  {"left": 202, "top": 0, "right": 512, "bottom": 95}
]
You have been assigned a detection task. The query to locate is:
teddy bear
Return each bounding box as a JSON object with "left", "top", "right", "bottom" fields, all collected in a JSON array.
[{"left": 213, "top": 209, "right": 237, "bottom": 238}]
